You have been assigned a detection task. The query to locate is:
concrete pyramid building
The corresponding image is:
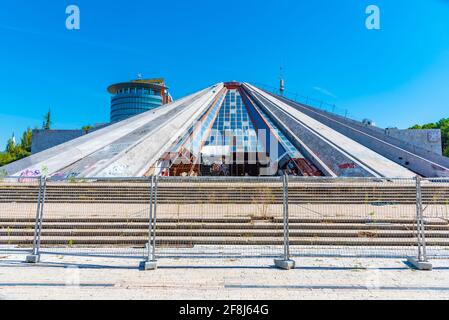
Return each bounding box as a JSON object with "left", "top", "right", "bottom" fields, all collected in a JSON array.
[{"left": 3, "top": 82, "right": 449, "bottom": 178}]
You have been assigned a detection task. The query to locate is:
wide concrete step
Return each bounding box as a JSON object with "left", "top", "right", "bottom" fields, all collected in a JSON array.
[
  {"left": 3, "top": 237, "right": 449, "bottom": 246},
  {"left": 2, "top": 191, "right": 436, "bottom": 196},
  {"left": 3, "top": 183, "right": 447, "bottom": 187},
  {"left": 2, "top": 188, "right": 446, "bottom": 194},
  {"left": 0, "top": 189, "right": 434, "bottom": 193},
  {"left": 2, "top": 229, "right": 449, "bottom": 238},
  {"left": 2, "top": 186, "right": 449, "bottom": 193},
  {"left": 1, "top": 222, "right": 449, "bottom": 231},
  {"left": 2, "top": 194, "right": 447, "bottom": 202},
  {"left": 2, "top": 200, "right": 447, "bottom": 205},
  {"left": 1, "top": 217, "right": 447, "bottom": 224}
]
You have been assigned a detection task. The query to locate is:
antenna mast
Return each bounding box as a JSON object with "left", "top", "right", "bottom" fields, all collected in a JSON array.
[{"left": 279, "top": 66, "right": 285, "bottom": 96}]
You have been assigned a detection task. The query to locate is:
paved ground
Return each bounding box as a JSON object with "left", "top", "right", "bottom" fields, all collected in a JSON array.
[{"left": 1, "top": 250, "right": 449, "bottom": 300}]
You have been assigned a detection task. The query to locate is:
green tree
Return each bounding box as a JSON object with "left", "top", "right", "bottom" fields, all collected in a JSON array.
[
  {"left": 20, "top": 128, "right": 33, "bottom": 153},
  {"left": 0, "top": 153, "right": 14, "bottom": 167},
  {"left": 82, "top": 124, "right": 93, "bottom": 132},
  {"left": 0, "top": 129, "right": 33, "bottom": 167},
  {"left": 5, "top": 137, "right": 16, "bottom": 154},
  {"left": 43, "top": 109, "right": 52, "bottom": 130}
]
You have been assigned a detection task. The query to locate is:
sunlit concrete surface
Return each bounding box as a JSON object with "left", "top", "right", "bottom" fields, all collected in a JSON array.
[
  {"left": 0, "top": 85, "right": 220, "bottom": 178},
  {"left": 246, "top": 84, "right": 416, "bottom": 178},
  {"left": 1, "top": 250, "right": 449, "bottom": 300}
]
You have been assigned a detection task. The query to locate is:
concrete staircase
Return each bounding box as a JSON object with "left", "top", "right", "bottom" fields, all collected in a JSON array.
[
  {"left": 1, "top": 182, "right": 449, "bottom": 248},
  {"left": 1, "top": 183, "right": 449, "bottom": 204},
  {"left": 1, "top": 217, "right": 449, "bottom": 247}
]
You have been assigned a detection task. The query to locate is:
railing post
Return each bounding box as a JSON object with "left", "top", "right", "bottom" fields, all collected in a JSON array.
[
  {"left": 274, "top": 172, "right": 295, "bottom": 270},
  {"left": 407, "top": 176, "right": 432, "bottom": 270},
  {"left": 141, "top": 176, "right": 157, "bottom": 270},
  {"left": 283, "top": 173, "right": 290, "bottom": 260},
  {"left": 26, "top": 176, "right": 47, "bottom": 263},
  {"left": 152, "top": 176, "right": 158, "bottom": 260}
]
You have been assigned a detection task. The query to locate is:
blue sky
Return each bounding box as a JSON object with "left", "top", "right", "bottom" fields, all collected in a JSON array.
[{"left": 1, "top": 0, "right": 449, "bottom": 149}]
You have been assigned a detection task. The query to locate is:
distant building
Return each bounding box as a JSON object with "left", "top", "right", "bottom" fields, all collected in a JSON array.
[
  {"left": 30, "top": 77, "right": 172, "bottom": 154},
  {"left": 108, "top": 78, "right": 172, "bottom": 123},
  {"left": 31, "top": 129, "right": 85, "bottom": 154},
  {"left": 31, "top": 124, "right": 108, "bottom": 154}
]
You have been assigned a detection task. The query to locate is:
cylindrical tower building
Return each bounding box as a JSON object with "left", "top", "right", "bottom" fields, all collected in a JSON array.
[{"left": 107, "top": 78, "right": 172, "bottom": 123}]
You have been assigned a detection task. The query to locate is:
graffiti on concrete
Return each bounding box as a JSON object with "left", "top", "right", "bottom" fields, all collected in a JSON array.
[
  {"left": 105, "top": 164, "right": 128, "bottom": 176},
  {"left": 338, "top": 163, "right": 356, "bottom": 170},
  {"left": 51, "top": 171, "right": 80, "bottom": 181},
  {"left": 18, "top": 169, "right": 41, "bottom": 183}
]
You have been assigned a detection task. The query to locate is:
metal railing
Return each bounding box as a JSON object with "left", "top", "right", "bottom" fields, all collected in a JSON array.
[
  {"left": 420, "top": 177, "right": 449, "bottom": 260},
  {"left": 153, "top": 176, "right": 285, "bottom": 258},
  {"left": 253, "top": 82, "right": 362, "bottom": 122},
  {"left": 1, "top": 174, "right": 448, "bottom": 269}
]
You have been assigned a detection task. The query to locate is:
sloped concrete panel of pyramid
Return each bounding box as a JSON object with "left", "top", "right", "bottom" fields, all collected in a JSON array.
[
  {"left": 244, "top": 83, "right": 416, "bottom": 178},
  {"left": 1, "top": 84, "right": 223, "bottom": 178},
  {"left": 243, "top": 83, "right": 449, "bottom": 178}
]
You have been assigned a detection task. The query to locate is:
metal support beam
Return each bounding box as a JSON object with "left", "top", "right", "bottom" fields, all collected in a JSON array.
[
  {"left": 26, "top": 176, "right": 47, "bottom": 263},
  {"left": 274, "top": 173, "right": 295, "bottom": 270},
  {"left": 407, "top": 176, "right": 432, "bottom": 270},
  {"left": 141, "top": 176, "right": 158, "bottom": 270}
]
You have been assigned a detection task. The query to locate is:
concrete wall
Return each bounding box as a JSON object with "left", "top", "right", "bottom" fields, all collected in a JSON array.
[
  {"left": 385, "top": 128, "right": 442, "bottom": 155},
  {"left": 31, "top": 124, "right": 110, "bottom": 154},
  {"left": 31, "top": 130, "right": 86, "bottom": 154}
]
